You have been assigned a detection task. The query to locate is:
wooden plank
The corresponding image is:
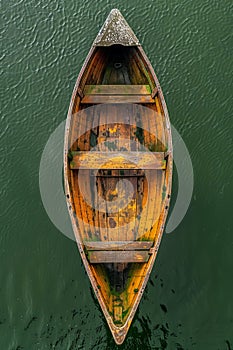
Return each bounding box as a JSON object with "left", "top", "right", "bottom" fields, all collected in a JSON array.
[
  {"left": 114, "top": 306, "right": 123, "bottom": 323},
  {"left": 84, "top": 85, "right": 151, "bottom": 95},
  {"left": 81, "top": 94, "right": 155, "bottom": 104},
  {"left": 153, "top": 98, "right": 166, "bottom": 151},
  {"left": 88, "top": 250, "right": 150, "bottom": 263},
  {"left": 84, "top": 240, "right": 153, "bottom": 250},
  {"left": 144, "top": 105, "right": 158, "bottom": 151},
  {"left": 89, "top": 49, "right": 106, "bottom": 85},
  {"left": 70, "top": 151, "right": 166, "bottom": 170},
  {"left": 118, "top": 115, "right": 134, "bottom": 244},
  {"left": 128, "top": 50, "right": 148, "bottom": 84},
  {"left": 133, "top": 49, "right": 154, "bottom": 87},
  {"left": 79, "top": 48, "right": 100, "bottom": 91},
  {"left": 143, "top": 170, "right": 162, "bottom": 240},
  {"left": 90, "top": 106, "right": 101, "bottom": 236},
  {"left": 104, "top": 105, "right": 120, "bottom": 242},
  {"left": 70, "top": 173, "right": 86, "bottom": 239},
  {"left": 96, "top": 105, "right": 109, "bottom": 240},
  {"left": 70, "top": 108, "right": 93, "bottom": 241},
  {"left": 76, "top": 107, "right": 96, "bottom": 238}
]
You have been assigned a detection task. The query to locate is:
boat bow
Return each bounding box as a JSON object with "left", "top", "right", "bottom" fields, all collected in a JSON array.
[{"left": 94, "top": 9, "right": 140, "bottom": 47}]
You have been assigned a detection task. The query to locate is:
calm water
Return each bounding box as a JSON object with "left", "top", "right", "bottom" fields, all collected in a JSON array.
[{"left": 1, "top": 1, "right": 233, "bottom": 349}]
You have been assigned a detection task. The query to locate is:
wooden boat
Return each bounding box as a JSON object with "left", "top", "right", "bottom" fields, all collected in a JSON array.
[{"left": 64, "top": 9, "right": 172, "bottom": 344}]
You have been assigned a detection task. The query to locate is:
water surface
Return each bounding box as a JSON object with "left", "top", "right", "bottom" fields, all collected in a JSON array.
[{"left": 1, "top": 1, "right": 233, "bottom": 349}]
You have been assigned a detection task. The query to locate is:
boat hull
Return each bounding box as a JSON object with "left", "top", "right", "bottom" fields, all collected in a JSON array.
[{"left": 64, "top": 9, "right": 172, "bottom": 345}]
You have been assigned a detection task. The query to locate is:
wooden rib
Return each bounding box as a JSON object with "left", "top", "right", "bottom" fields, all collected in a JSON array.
[
  {"left": 71, "top": 95, "right": 81, "bottom": 115},
  {"left": 151, "top": 87, "right": 158, "bottom": 98}
]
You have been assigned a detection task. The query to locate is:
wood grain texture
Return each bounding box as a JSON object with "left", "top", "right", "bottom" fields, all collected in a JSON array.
[
  {"left": 81, "top": 94, "right": 155, "bottom": 104},
  {"left": 84, "top": 240, "right": 153, "bottom": 250},
  {"left": 84, "top": 84, "right": 151, "bottom": 95},
  {"left": 88, "top": 250, "right": 150, "bottom": 263},
  {"left": 70, "top": 151, "right": 166, "bottom": 170}
]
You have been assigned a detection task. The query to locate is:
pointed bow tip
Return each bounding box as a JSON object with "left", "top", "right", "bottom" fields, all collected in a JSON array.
[
  {"left": 109, "top": 319, "right": 132, "bottom": 345},
  {"left": 109, "top": 8, "right": 122, "bottom": 15},
  {"left": 112, "top": 328, "right": 127, "bottom": 345},
  {"left": 107, "top": 9, "right": 125, "bottom": 21},
  {"left": 93, "top": 9, "right": 140, "bottom": 47}
]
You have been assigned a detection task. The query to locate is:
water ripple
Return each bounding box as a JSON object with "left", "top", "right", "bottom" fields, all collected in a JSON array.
[{"left": 1, "top": 1, "right": 232, "bottom": 349}]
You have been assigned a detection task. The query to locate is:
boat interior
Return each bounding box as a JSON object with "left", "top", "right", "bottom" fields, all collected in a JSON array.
[{"left": 66, "top": 44, "right": 170, "bottom": 327}]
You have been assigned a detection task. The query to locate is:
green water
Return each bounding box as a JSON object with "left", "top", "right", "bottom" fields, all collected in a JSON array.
[{"left": 1, "top": 1, "right": 233, "bottom": 349}]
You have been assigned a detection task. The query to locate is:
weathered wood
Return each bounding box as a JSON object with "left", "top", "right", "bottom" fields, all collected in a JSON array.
[
  {"left": 81, "top": 94, "right": 155, "bottom": 104},
  {"left": 128, "top": 49, "right": 148, "bottom": 85},
  {"left": 77, "top": 87, "right": 84, "bottom": 99},
  {"left": 88, "top": 250, "right": 150, "bottom": 263},
  {"left": 84, "top": 240, "right": 153, "bottom": 250},
  {"left": 84, "top": 84, "right": 151, "bottom": 95},
  {"left": 151, "top": 87, "right": 158, "bottom": 98},
  {"left": 155, "top": 97, "right": 166, "bottom": 151},
  {"left": 114, "top": 306, "right": 123, "bottom": 323},
  {"left": 64, "top": 9, "right": 173, "bottom": 346},
  {"left": 70, "top": 151, "right": 166, "bottom": 170}
]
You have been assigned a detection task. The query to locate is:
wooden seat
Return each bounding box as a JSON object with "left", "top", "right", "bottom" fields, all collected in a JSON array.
[
  {"left": 69, "top": 151, "right": 166, "bottom": 170},
  {"left": 84, "top": 240, "right": 153, "bottom": 250},
  {"left": 81, "top": 84, "right": 156, "bottom": 104},
  {"left": 85, "top": 241, "right": 154, "bottom": 264},
  {"left": 88, "top": 250, "right": 150, "bottom": 263}
]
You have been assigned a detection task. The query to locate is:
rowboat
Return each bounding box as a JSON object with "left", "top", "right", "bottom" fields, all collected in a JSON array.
[{"left": 64, "top": 9, "right": 172, "bottom": 344}]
